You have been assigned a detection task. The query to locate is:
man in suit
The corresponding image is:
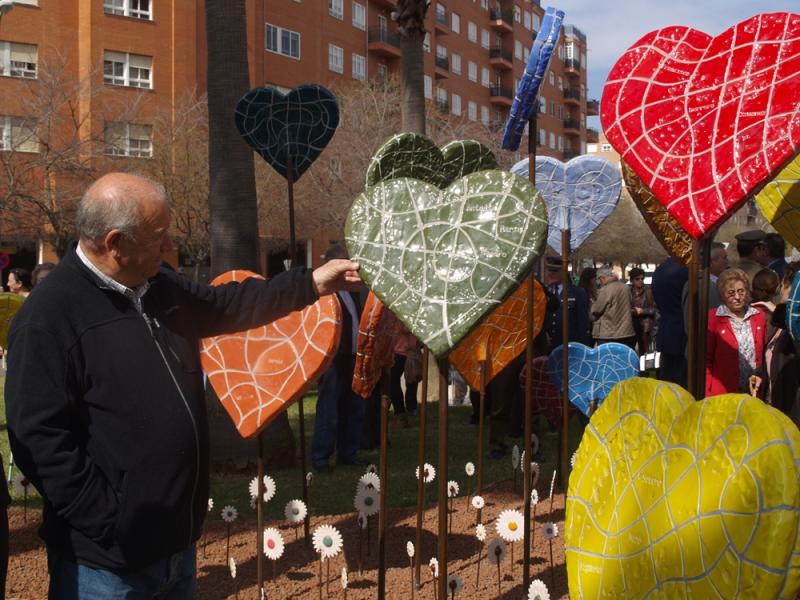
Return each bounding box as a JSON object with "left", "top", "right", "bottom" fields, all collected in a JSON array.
[
  {"left": 311, "top": 244, "right": 366, "bottom": 471},
  {"left": 542, "top": 256, "right": 591, "bottom": 350},
  {"left": 766, "top": 233, "right": 787, "bottom": 279},
  {"left": 652, "top": 257, "right": 689, "bottom": 387},
  {"left": 734, "top": 229, "right": 770, "bottom": 285}
]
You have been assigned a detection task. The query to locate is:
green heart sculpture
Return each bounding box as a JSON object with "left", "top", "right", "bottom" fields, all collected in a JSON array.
[
  {"left": 366, "top": 133, "right": 498, "bottom": 189},
  {"left": 346, "top": 171, "right": 547, "bottom": 357}
]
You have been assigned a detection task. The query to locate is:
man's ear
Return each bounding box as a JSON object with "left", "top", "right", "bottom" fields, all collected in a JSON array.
[{"left": 103, "top": 229, "right": 124, "bottom": 258}]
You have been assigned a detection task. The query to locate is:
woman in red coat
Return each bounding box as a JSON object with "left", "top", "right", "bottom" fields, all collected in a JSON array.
[{"left": 706, "top": 268, "right": 767, "bottom": 397}]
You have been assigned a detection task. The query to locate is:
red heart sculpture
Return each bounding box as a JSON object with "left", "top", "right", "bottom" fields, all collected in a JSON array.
[
  {"left": 200, "top": 270, "right": 341, "bottom": 439},
  {"left": 520, "top": 356, "right": 572, "bottom": 429},
  {"left": 602, "top": 13, "right": 800, "bottom": 238},
  {"left": 352, "top": 291, "right": 401, "bottom": 399}
]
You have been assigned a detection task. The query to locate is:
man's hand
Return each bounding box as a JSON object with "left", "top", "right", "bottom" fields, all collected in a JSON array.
[{"left": 312, "top": 259, "right": 361, "bottom": 296}]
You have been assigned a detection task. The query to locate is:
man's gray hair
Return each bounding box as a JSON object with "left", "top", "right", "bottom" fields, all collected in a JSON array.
[
  {"left": 76, "top": 173, "right": 167, "bottom": 248},
  {"left": 597, "top": 267, "right": 614, "bottom": 279},
  {"left": 710, "top": 242, "right": 726, "bottom": 260}
]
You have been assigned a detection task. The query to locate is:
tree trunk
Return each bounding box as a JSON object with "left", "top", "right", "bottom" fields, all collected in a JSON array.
[
  {"left": 400, "top": 33, "right": 426, "bottom": 135},
  {"left": 205, "top": 0, "right": 296, "bottom": 468}
]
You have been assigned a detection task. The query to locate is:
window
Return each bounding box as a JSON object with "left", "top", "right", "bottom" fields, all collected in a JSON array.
[
  {"left": 0, "top": 116, "right": 37, "bottom": 153},
  {"left": 513, "top": 5, "right": 521, "bottom": 22},
  {"left": 549, "top": 101, "right": 555, "bottom": 116},
  {"left": 481, "top": 29, "right": 490, "bottom": 49},
  {"left": 436, "top": 45, "right": 447, "bottom": 59},
  {"left": 468, "top": 101, "right": 477, "bottom": 121},
  {"left": 468, "top": 21, "right": 477, "bottom": 42},
  {"left": 468, "top": 61, "right": 477, "bottom": 82},
  {"left": 532, "top": 13, "right": 540, "bottom": 30},
  {"left": 328, "top": 44, "right": 344, "bottom": 73},
  {"left": 481, "top": 67, "right": 490, "bottom": 87},
  {"left": 451, "top": 93, "right": 461, "bottom": 116},
  {"left": 538, "top": 128, "right": 546, "bottom": 146},
  {"left": 352, "top": 53, "right": 365, "bottom": 80},
  {"left": 104, "top": 122, "right": 153, "bottom": 158},
  {"left": 557, "top": 75, "right": 562, "bottom": 90},
  {"left": 0, "top": 42, "right": 37, "bottom": 79},
  {"left": 549, "top": 132, "right": 555, "bottom": 149},
  {"left": 436, "top": 3, "right": 446, "bottom": 21},
  {"left": 451, "top": 53, "right": 461, "bottom": 75},
  {"left": 481, "top": 106, "right": 489, "bottom": 125},
  {"left": 265, "top": 24, "right": 301, "bottom": 59},
  {"left": 329, "top": 0, "right": 343, "bottom": 20},
  {"left": 514, "top": 40, "right": 522, "bottom": 60},
  {"left": 538, "top": 97, "right": 546, "bottom": 113},
  {"left": 549, "top": 71, "right": 554, "bottom": 86},
  {"left": 103, "top": 51, "right": 152, "bottom": 88},
  {"left": 104, "top": 0, "right": 151, "bottom": 19},
  {"left": 481, "top": 0, "right": 488, "bottom": 9},
  {"left": 424, "top": 75, "right": 432, "bottom": 99},
  {"left": 377, "top": 63, "right": 388, "bottom": 84},
  {"left": 566, "top": 43, "right": 575, "bottom": 60},
  {"left": 524, "top": 11, "right": 531, "bottom": 30},
  {"left": 451, "top": 12, "right": 460, "bottom": 33},
  {"left": 558, "top": 135, "right": 564, "bottom": 151},
  {"left": 423, "top": 33, "right": 431, "bottom": 53},
  {"left": 378, "top": 14, "right": 387, "bottom": 33},
  {"left": 352, "top": 2, "right": 365, "bottom": 30}
]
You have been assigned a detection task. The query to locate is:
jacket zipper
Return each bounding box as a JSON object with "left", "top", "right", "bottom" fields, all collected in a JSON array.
[{"left": 142, "top": 312, "right": 200, "bottom": 548}]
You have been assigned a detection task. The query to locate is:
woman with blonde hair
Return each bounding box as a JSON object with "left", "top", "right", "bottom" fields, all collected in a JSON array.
[{"left": 706, "top": 269, "right": 767, "bottom": 397}]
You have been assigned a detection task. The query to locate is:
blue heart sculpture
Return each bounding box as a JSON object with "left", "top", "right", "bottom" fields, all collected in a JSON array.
[
  {"left": 235, "top": 84, "right": 339, "bottom": 181},
  {"left": 547, "top": 342, "right": 639, "bottom": 416},
  {"left": 501, "top": 6, "right": 564, "bottom": 151},
  {"left": 511, "top": 155, "right": 621, "bottom": 253},
  {"left": 788, "top": 271, "right": 800, "bottom": 343}
]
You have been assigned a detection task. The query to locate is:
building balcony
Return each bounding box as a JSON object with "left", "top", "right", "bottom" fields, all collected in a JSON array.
[
  {"left": 436, "top": 99, "right": 449, "bottom": 113},
  {"left": 563, "top": 149, "right": 580, "bottom": 160},
  {"left": 371, "top": 0, "right": 397, "bottom": 8},
  {"left": 435, "top": 9, "right": 449, "bottom": 34},
  {"left": 367, "top": 28, "right": 401, "bottom": 58},
  {"left": 563, "top": 87, "right": 581, "bottom": 105},
  {"left": 489, "top": 47, "right": 513, "bottom": 71},
  {"left": 586, "top": 127, "right": 599, "bottom": 143},
  {"left": 564, "top": 58, "right": 581, "bottom": 75},
  {"left": 563, "top": 119, "right": 581, "bottom": 135},
  {"left": 435, "top": 55, "right": 449, "bottom": 78},
  {"left": 489, "top": 84, "right": 513, "bottom": 107},
  {"left": 489, "top": 8, "right": 513, "bottom": 34},
  {"left": 586, "top": 98, "right": 599, "bottom": 116}
]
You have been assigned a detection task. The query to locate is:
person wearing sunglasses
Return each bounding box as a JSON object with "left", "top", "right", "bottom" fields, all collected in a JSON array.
[{"left": 706, "top": 268, "right": 767, "bottom": 397}]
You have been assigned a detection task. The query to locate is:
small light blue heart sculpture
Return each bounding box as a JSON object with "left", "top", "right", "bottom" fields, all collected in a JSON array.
[
  {"left": 235, "top": 84, "right": 339, "bottom": 181},
  {"left": 511, "top": 155, "right": 621, "bottom": 253},
  {"left": 547, "top": 342, "right": 639, "bottom": 416},
  {"left": 788, "top": 271, "right": 800, "bottom": 343},
  {"left": 501, "top": 6, "right": 564, "bottom": 151}
]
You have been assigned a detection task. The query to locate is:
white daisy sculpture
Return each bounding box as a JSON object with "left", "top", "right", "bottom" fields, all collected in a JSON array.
[
  {"left": 471, "top": 494, "right": 485, "bottom": 525},
  {"left": 476, "top": 523, "right": 487, "bottom": 542},
  {"left": 428, "top": 556, "right": 439, "bottom": 582},
  {"left": 365, "top": 463, "right": 378, "bottom": 474},
  {"left": 249, "top": 495, "right": 257, "bottom": 510},
  {"left": 487, "top": 538, "right": 507, "bottom": 596},
  {"left": 221, "top": 505, "right": 238, "bottom": 564},
  {"left": 229, "top": 556, "right": 238, "bottom": 597},
  {"left": 407, "top": 540, "right": 415, "bottom": 558},
  {"left": 531, "top": 462, "right": 541, "bottom": 488},
  {"left": 341, "top": 567, "right": 349, "bottom": 598},
  {"left": 406, "top": 541, "right": 415, "bottom": 593},
  {"left": 263, "top": 527, "right": 285, "bottom": 560},
  {"left": 465, "top": 461, "right": 475, "bottom": 477},
  {"left": 548, "top": 470, "right": 557, "bottom": 512},
  {"left": 284, "top": 499, "right": 308, "bottom": 540},
  {"left": 447, "top": 480, "right": 459, "bottom": 534},
  {"left": 313, "top": 524, "right": 344, "bottom": 560},
  {"left": 543, "top": 521, "right": 559, "bottom": 581},
  {"left": 306, "top": 471, "right": 315, "bottom": 486},
  {"left": 249, "top": 475, "right": 277, "bottom": 503},
  {"left": 474, "top": 521, "right": 487, "bottom": 587},
  {"left": 354, "top": 487, "right": 379, "bottom": 517},
  {"left": 496, "top": 509, "right": 525, "bottom": 572},
  {"left": 528, "top": 578, "right": 550, "bottom": 600},
  {"left": 415, "top": 463, "right": 436, "bottom": 483},
  {"left": 447, "top": 573, "right": 464, "bottom": 597},
  {"left": 358, "top": 471, "right": 380, "bottom": 492},
  {"left": 570, "top": 450, "right": 578, "bottom": 469},
  {"left": 207, "top": 497, "right": 214, "bottom": 512},
  {"left": 464, "top": 461, "right": 475, "bottom": 509}
]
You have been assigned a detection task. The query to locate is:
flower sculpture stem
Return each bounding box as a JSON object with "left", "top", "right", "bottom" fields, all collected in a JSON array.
[
  {"left": 437, "top": 358, "right": 450, "bottom": 600},
  {"left": 378, "top": 371, "right": 391, "bottom": 598},
  {"left": 225, "top": 522, "right": 231, "bottom": 565},
  {"left": 549, "top": 539, "right": 555, "bottom": 591},
  {"left": 318, "top": 558, "right": 323, "bottom": 600},
  {"left": 523, "top": 260, "right": 536, "bottom": 594},
  {"left": 256, "top": 436, "right": 265, "bottom": 593},
  {"left": 414, "top": 348, "right": 430, "bottom": 589},
  {"left": 475, "top": 544, "right": 482, "bottom": 589},
  {"left": 476, "top": 360, "right": 487, "bottom": 525},
  {"left": 409, "top": 556, "right": 415, "bottom": 600}
]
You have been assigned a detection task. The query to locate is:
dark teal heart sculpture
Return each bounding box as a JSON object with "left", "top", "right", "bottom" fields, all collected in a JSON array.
[
  {"left": 366, "top": 133, "right": 498, "bottom": 189},
  {"left": 345, "top": 171, "right": 547, "bottom": 357},
  {"left": 235, "top": 84, "right": 339, "bottom": 181}
]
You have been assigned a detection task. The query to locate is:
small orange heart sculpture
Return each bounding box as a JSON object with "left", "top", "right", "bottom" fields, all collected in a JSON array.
[
  {"left": 449, "top": 279, "right": 545, "bottom": 390},
  {"left": 352, "top": 291, "right": 401, "bottom": 398},
  {"left": 200, "top": 270, "right": 342, "bottom": 439}
]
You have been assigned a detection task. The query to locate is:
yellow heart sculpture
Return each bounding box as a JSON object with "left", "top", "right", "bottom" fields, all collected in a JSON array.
[
  {"left": 755, "top": 157, "right": 800, "bottom": 249},
  {"left": 566, "top": 377, "right": 800, "bottom": 599}
]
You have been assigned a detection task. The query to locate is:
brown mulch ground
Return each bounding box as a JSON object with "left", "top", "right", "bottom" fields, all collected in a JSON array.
[{"left": 6, "top": 481, "right": 567, "bottom": 599}]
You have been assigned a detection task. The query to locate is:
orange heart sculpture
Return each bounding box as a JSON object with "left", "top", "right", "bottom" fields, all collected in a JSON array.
[
  {"left": 200, "top": 270, "right": 342, "bottom": 439},
  {"left": 449, "top": 279, "right": 545, "bottom": 390},
  {"left": 352, "top": 291, "right": 402, "bottom": 398}
]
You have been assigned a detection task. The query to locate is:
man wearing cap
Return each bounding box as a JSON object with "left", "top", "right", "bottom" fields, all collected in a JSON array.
[
  {"left": 734, "top": 230, "right": 770, "bottom": 285},
  {"left": 542, "top": 256, "right": 591, "bottom": 349}
]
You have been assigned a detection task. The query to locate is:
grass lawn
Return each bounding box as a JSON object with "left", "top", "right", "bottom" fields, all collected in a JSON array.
[{"left": 0, "top": 378, "right": 584, "bottom": 519}]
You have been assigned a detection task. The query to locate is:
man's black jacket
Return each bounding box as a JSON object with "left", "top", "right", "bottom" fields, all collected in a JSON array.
[{"left": 5, "top": 244, "right": 318, "bottom": 570}]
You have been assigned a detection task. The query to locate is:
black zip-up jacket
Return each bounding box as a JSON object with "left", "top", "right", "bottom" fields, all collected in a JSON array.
[{"left": 5, "top": 244, "right": 318, "bottom": 570}]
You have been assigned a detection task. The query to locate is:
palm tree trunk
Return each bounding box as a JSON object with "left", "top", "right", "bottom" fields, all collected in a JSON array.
[{"left": 400, "top": 33, "right": 426, "bottom": 135}]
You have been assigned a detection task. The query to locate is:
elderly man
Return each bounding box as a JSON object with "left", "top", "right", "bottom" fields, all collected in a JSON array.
[
  {"left": 5, "top": 173, "right": 359, "bottom": 598},
  {"left": 591, "top": 267, "right": 635, "bottom": 348},
  {"left": 734, "top": 229, "right": 770, "bottom": 285}
]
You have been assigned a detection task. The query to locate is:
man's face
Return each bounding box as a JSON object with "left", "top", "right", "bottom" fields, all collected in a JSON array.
[
  {"left": 754, "top": 242, "right": 770, "bottom": 265},
  {"left": 710, "top": 248, "right": 728, "bottom": 275},
  {"left": 116, "top": 195, "right": 173, "bottom": 286}
]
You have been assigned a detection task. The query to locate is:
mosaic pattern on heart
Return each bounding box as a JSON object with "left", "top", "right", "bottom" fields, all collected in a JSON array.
[
  {"left": 366, "top": 133, "right": 498, "bottom": 190},
  {"left": 567, "top": 377, "right": 800, "bottom": 599},
  {"left": 755, "top": 155, "right": 800, "bottom": 249},
  {"left": 449, "top": 279, "right": 545, "bottom": 390},
  {"left": 235, "top": 84, "right": 339, "bottom": 181},
  {"left": 352, "top": 291, "right": 401, "bottom": 399},
  {"left": 787, "top": 269, "right": 800, "bottom": 344},
  {"left": 0, "top": 292, "right": 22, "bottom": 349},
  {"left": 501, "top": 6, "right": 564, "bottom": 151},
  {"left": 521, "top": 356, "right": 570, "bottom": 430},
  {"left": 345, "top": 171, "right": 547, "bottom": 358},
  {"left": 200, "top": 271, "right": 341, "bottom": 439},
  {"left": 602, "top": 13, "right": 800, "bottom": 238},
  {"left": 622, "top": 161, "right": 693, "bottom": 265},
  {"left": 548, "top": 342, "right": 638, "bottom": 416},
  {"left": 511, "top": 155, "right": 621, "bottom": 253}
]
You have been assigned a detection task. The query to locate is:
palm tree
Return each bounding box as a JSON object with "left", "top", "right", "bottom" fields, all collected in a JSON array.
[{"left": 394, "top": 0, "right": 430, "bottom": 135}]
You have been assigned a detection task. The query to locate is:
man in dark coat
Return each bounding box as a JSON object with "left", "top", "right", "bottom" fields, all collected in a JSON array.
[
  {"left": 652, "top": 257, "right": 688, "bottom": 387},
  {"left": 542, "top": 256, "right": 591, "bottom": 350}
]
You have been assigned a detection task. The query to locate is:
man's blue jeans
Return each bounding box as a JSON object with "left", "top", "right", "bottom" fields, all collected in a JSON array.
[
  {"left": 47, "top": 545, "right": 195, "bottom": 599},
  {"left": 311, "top": 359, "right": 365, "bottom": 467}
]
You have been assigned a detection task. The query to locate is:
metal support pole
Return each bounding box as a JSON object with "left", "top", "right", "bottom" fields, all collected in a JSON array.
[
  {"left": 436, "top": 357, "right": 449, "bottom": 600},
  {"left": 413, "top": 348, "right": 430, "bottom": 588},
  {"left": 377, "top": 370, "right": 391, "bottom": 598},
  {"left": 560, "top": 230, "right": 571, "bottom": 488}
]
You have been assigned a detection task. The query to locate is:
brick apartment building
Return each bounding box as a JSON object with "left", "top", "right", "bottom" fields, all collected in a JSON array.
[{"left": 0, "top": 0, "right": 596, "bottom": 274}]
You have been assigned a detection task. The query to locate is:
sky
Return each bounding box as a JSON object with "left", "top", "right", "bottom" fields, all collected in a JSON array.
[{"left": 551, "top": 1, "right": 799, "bottom": 130}]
